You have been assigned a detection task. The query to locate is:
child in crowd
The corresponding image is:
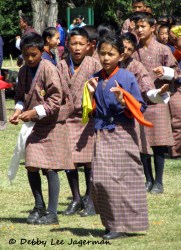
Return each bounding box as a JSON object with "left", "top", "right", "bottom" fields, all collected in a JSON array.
[
  {"left": 9, "top": 32, "right": 74, "bottom": 225},
  {"left": 87, "top": 34, "right": 148, "bottom": 240},
  {"left": 83, "top": 25, "right": 100, "bottom": 61},
  {"left": 57, "top": 28, "right": 101, "bottom": 217},
  {"left": 132, "top": 12, "right": 180, "bottom": 193},
  {"left": 121, "top": 0, "right": 146, "bottom": 34},
  {"left": 42, "top": 27, "right": 60, "bottom": 65},
  {"left": 167, "top": 23, "right": 181, "bottom": 157},
  {"left": 119, "top": 32, "right": 170, "bottom": 184},
  {"left": 157, "top": 24, "right": 169, "bottom": 45}
]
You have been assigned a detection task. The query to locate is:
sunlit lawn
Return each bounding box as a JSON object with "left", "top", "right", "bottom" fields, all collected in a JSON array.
[{"left": 0, "top": 98, "right": 180, "bottom": 250}]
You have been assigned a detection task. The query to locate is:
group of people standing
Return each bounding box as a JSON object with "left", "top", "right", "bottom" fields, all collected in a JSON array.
[{"left": 0, "top": 0, "right": 180, "bottom": 241}]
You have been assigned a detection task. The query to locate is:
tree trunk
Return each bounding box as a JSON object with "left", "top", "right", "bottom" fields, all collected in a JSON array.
[
  {"left": 47, "top": 0, "right": 58, "bottom": 27},
  {"left": 161, "top": 0, "right": 167, "bottom": 15},
  {"left": 31, "top": 0, "right": 58, "bottom": 34},
  {"left": 31, "top": 0, "right": 46, "bottom": 34}
]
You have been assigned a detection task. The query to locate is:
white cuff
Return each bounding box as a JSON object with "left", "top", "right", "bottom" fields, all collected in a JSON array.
[
  {"left": 161, "top": 67, "right": 174, "bottom": 80},
  {"left": 147, "top": 89, "right": 170, "bottom": 104},
  {"left": 33, "top": 105, "right": 47, "bottom": 120},
  {"left": 15, "top": 38, "right": 21, "bottom": 50},
  {"left": 15, "top": 101, "right": 24, "bottom": 110}
]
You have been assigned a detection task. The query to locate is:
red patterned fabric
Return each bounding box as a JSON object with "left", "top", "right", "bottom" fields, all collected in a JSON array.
[
  {"left": 57, "top": 56, "right": 102, "bottom": 163},
  {"left": 91, "top": 125, "right": 148, "bottom": 232},
  {"left": 16, "top": 59, "right": 74, "bottom": 170},
  {"left": 132, "top": 37, "right": 180, "bottom": 146}
]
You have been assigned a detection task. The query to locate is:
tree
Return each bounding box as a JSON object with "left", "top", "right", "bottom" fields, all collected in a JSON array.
[{"left": 31, "top": 0, "right": 58, "bottom": 34}]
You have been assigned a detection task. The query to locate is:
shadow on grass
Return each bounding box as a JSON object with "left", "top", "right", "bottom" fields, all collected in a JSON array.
[
  {"left": 0, "top": 217, "right": 27, "bottom": 224},
  {"left": 51, "top": 227, "right": 104, "bottom": 237},
  {"left": 50, "top": 227, "right": 145, "bottom": 238}
]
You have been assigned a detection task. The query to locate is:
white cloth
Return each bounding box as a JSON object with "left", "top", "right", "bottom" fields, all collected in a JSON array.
[
  {"left": 15, "top": 38, "right": 21, "bottom": 50},
  {"left": 15, "top": 101, "right": 24, "bottom": 110},
  {"left": 147, "top": 89, "right": 170, "bottom": 104},
  {"left": 34, "top": 105, "right": 46, "bottom": 119},
  {"left": 161, "top": 67, "right": 175, "bottom": 80},
  {"left": 7, "top": 121, "right": 35, "bottom": 183}
]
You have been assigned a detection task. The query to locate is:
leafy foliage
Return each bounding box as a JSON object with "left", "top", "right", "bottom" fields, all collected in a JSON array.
[
  {"left": 0, "top": 0, "right": 32, "bottom": 37},
  {"left": 86, "top": 0, "right": 181, "bottom": 28}
]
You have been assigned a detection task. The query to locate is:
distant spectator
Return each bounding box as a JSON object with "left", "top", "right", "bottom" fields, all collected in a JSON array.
[
  {"left": 69, "top": 19, "right": 79, "bottom": 31},
  {"left": 56, "top": 19, "right": 67, "bottom": 59},
  {"left": 19, "top": 14, "right": 37, "bottom": 35},
  {"left": 16, "top": 14, "right": 38, "bottom": 67},
  {"left": 69, "top": 15, "right": 86, "bottom": 32},
  {"left": 76, "top": 15, "right": 86, "bottom": 27},
  {"left": 56, "top": 19, "right": 66, "bottom": 47}
]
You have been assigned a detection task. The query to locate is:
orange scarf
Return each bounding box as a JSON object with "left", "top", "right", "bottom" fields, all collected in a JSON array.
[{"left": 117, "top": 86, "right": 153, "bottom": 127}]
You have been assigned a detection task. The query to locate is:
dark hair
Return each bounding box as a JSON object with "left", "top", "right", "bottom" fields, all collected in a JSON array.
[
  {"left": 157, "top": 15, "right": 171, "bottom": 25},
  {"left": 132, "top": 0, "right": 145, "bottom": 5},
  {"left": 20, "top": 32, "right": 44, "bottom": 52},
  {"left": 97, "top": 23, "right": 115, "bottom": 40},
  {"left": 131, "top": 12, "right": 156, "bottom": 26},
  {"left": 42, "top": 27, "right": 58, "bottom": 43},
  {"left": 158, "top": 24, "right": 169, "bottom": 34},
  {"left": 121, "top": 32, "right": 138, "bottom": 50},
  {"left": 68, "top": 27, "right": 89, "bottom": 43},
  {"left": 98, "top": 34, "right": 124, "bottom": 54},
  {"left": 20, "top": 14, "right": 33, "bottom": 27},
  {"left": 170, "top": 16, "right": 181, "bottom": 26},
  {"left": 76, "top": 15, "right": 84, "bottom": 20},
  {"left": 56, "top": 18, "right": 67, "bottom": 28},
  {"left": 83, "top": 25, "right": 98, "bottom": 43}
]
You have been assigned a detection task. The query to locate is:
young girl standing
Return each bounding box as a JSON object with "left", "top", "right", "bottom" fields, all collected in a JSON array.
[
  {"left": 87, "top": 34, "right": 149, "bottom": 240},
  {"left": 42, "top": 27, "right": 60, "bottom": 65}
]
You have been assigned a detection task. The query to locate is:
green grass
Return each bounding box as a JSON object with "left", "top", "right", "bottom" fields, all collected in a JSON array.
[
  {"left": 0, "top": 99, "right": 181, "bottom": 250},
  {"left": 2, "top": 59, "right": 19, "bottom": 71}
]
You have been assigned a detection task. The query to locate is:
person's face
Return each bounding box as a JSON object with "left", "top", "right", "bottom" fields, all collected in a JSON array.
[
  {"left": 135, "top": 20, "right": 154, "bottom": 41},
  {"left": 47, "top": 32, "right": 60, "bottom": 49},
  {"left": 146, "top": 7, "right": 152, "bottom": 14},
  {"left": 68, "top": 35, "right": 89, "bottom": 63},
  {"left": 158, "top": 28, "right": 169, "bottom": 45},
  {"left": 99, "top": 42, "right": 121, "bottom": 75},
  {"left": 19, "top": 18, "right": 27, "bottom": 29},
  {"left": 122, "top": 40, "right": 135, "bottom": 60},
  {"left": 22, "top": 47, "right": 42, "bottom": 68},
  {"left": 132, "top": 2, "right": 146, "bottom": 12},
  {"left": 76, "top": 18, "right": 82, "bottom": 25},
  {"left": 86, "top": 40, "right": 97, "bottom": 56}
]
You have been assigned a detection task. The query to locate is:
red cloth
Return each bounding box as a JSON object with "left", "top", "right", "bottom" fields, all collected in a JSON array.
[
  {"left": 0, "top": 76, "right": 12, "bottom": 89},
  {"left": 173, "top": 49, "right": 181, "bottom": 61}
]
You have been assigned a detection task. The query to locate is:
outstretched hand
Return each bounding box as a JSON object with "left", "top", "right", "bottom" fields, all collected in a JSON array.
[
  {"left": 110, "top": 80, "right": 126, "bottom": 105},
  {"left": 157, "top": 84, "right": 169, "bottom": 95},
  {"left": 87, "top": 77, "right": 99, "bottom": 94},
  {"left": 153, "top": 66, "right": 164, "bottom": 78}
]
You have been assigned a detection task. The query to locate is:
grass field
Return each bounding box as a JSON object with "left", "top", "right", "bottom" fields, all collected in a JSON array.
[{"left": 0, "top": 99, "right": 181, "bottom": 250}]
